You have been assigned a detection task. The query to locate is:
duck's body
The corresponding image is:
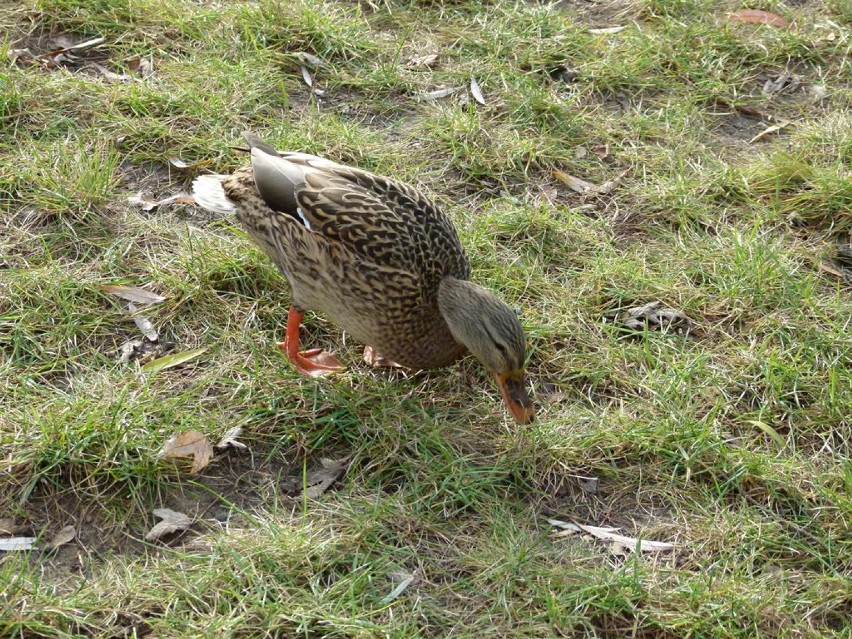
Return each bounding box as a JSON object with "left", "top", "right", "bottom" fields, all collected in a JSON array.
[{"left": 192, "top": 134, "right": 533, "bottom": 423}]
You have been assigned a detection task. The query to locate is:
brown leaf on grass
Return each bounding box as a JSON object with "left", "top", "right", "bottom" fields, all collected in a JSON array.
[
  {"left": 748, "top": 121, "right": 792, "bottom": 144},
  {"left": 596, "top": 170, "right": 629, "bottom": 195},
  {"left": 552, "top": 169, "right": 627, "bottom": 195},
  {"left": 0, "top": 519, "right": 30, "bottom": 535},
  {"left": 363, "top": 346, "right": 402, "bottom": 368},
  {"left": 552, "top": 169, "right": 598, "bottom": 194},
  {"left": 549, "top": 520, "right": 676, "bottom": 553},
  {"left": 415, "top": 87, "right": 460, "bottom": 102},
  {"left": 734, "top": 104, "right": 769, "bottom": 119},
  {"left": 292, "top": 51, "right": 328, "bottom": 70},
  {"left": 128, "top": 56, "right": 154, "bottom": 78},
  {"left": 818, "top": 262, "right": 847, "bottom": 280},
  {"left": 0, "top": 537, "right": 38, "bottom": 551},
  {"left": 592, "top": 145, "right": 609, "bottom": 159},
  {"left": 470, "top": 77, "right": 486, "bottom": 105},
  {"left": 141, "top": 347, "right": 207, "bottom": 374},
  {"left": 128, "top": 192, "right": 195, "bottom": 212},
  {"left": 216, "top": 426, "right": 247, "bottom": 451},
  {"left": 47, "top": 525, "right": 77, "bottom": 549},
  {"left": 158, "top": 430, "right": 214, "bottom": 474},
  {"left": 87, "top": 62, "right": 132, "bottom": 83},
  {"left": 300, "top": 458, "right": 346, "bottom": 498},
  {"left": 727, "top": 9, "right": 788, "bottom": 29},
  {"left": 102, "top": 284, "right": 165, "bottom": 305},
  {"left": 145, "top": 508, "right": 193, "bottom": 542},
  {"left": 404, "top": 53, "right": 438, "bottom": 69}
]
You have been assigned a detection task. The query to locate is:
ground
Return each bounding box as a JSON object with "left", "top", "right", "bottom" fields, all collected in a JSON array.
[{"left": 1, "top": 0, "right": 850, "bottom": 637}]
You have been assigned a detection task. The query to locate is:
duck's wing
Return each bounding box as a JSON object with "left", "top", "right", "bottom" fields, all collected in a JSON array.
[{"left": 249, "top": 142, "right": 471, "bottom": 287}]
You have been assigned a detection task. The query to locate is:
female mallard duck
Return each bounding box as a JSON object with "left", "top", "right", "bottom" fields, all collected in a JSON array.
[{"left": 192, "top": 133, "right": 534, "bottom": 424}]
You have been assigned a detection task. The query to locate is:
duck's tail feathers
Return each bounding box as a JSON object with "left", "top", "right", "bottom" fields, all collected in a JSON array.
[{"left": 191, "top": 175, "right": 236, "bottom": 216}]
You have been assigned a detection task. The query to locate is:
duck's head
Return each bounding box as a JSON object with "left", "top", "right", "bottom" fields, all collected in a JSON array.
[{"left": 438, "top": 278, "right": 534, "bottom": 424}]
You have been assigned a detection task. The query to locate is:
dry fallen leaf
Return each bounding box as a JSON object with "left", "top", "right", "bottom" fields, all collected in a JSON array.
[
  {"left": 818, "top": 261, "right": 847, "bottom": 280},
  {"left": 128, "top": 56, "right": 154, "bottom": 78},
  {"left": 549, "top": 520, "right": 675, "bottom": 553},
  {"left": 404, "top": 53, "right": 438, "bottom": 69},
  {"left": 470, "top": 77, "right": 486, "bottom": 105},
  {"left": 588, "top": 26, "right": 626, "bottom": 34},
  {"left": 292, "top": 51, "right": 328, "bottom": 70},
  {"left": 158, "top": 430, "right": 214, "bottom": 474},
  {"left": 552, "top": 169, "right": 627, "bottom": 195},
  {"left": 0, "top": 537, "right": 38, "bottom": 551},
  {"left": 596, "top": 169, "right": 629, "bottom": 195},
  {"left": 415, "top": 87, "right": 460, "bottom": 102},
  {"left": 128, "top": 192, "right": 195, "bottom": 212},
  {"left": 302, "top": 458, "right": 346, "bottom": 498},
  {"left": 216, "top": 426, "right": 248, "bottom": 451},
  {"left": 87, "top": 62, "right": 131, "bottom": 83},
  {"left": 552, "top": 169, "right": 598, "bottom": 194},
  {"left": 141, "top": 347, "right": 207, "bottom": 374},
  {"left": 102, "top": 284, "right": 165, "bottom": 305},
  {"left": 573, "top": 146, "right": 588, "bottom": 159},
  {"left": 748, "top": 121, "right": 792, "bottom": 144},
  {"left": 379, "top": 571, "right": 416, "bottom": 605},
  {"left": 300, "top": 66, "right": 314, "bottom": 87},
  {"left": 145, "top": 508, "right": 193, "bottom": 542},
  {"left": 727, "top": 9, "right": 788, "bottom": 29},
  {"left": 47, "top": 525, "right": 77, "bottom": 549}
]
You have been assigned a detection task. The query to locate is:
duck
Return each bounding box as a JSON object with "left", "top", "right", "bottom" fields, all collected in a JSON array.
[{"left": 191, "top": 132, "right": 534, "bottom": 424}]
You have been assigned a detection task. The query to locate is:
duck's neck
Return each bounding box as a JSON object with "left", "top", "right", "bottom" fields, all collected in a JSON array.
[{"left": 437, "top": 277, "right": 494, "bottom": 354}]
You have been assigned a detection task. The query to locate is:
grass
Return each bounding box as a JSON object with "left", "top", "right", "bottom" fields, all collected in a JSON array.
[{"left": 1, "top": 0, "right": 851, "bottom": 636}]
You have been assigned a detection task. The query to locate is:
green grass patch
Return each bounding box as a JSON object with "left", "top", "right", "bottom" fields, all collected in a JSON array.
[{"left": 1, "top": 0, "right": 851, "bottom": 637}]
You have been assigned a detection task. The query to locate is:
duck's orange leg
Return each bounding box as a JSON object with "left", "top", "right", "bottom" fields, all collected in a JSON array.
[{"left": 277, "top": 308, "right": 343, "bottom": 377}]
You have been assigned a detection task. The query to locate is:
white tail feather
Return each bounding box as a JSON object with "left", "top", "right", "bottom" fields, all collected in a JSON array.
[{"left": 191, "top": 175, "right": 236, "bottom": 216}]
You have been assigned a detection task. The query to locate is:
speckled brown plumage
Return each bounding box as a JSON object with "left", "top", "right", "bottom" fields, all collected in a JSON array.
[
  {"left": 220, "top": 159, "right": 471, "bottom": 370},
  {"left": 191, "top": 133, "right": 534, "bottom": 423}
]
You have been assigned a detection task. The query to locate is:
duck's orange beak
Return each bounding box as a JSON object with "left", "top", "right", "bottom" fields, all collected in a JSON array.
[{"left": 495, "top": 372, "right": 535, "bottom": 424}]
